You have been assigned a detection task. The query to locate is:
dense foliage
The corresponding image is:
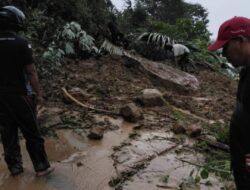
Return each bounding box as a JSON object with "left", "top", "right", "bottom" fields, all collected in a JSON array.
[{"left": 0, "top": 0, "right": 234, "bottom": 78}]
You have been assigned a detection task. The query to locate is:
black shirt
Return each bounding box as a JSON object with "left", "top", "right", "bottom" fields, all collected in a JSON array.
[{"left": 0, "top": 31, "right": 33, "bottom": 95}]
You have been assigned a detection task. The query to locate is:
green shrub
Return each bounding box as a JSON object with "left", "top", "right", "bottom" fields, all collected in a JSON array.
[{"left": 43, "top": 21, "right": 98, "bottom": 61}]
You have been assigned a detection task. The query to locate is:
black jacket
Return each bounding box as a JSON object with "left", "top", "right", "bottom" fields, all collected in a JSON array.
[{"left": 231, "top": 66, "right": 250, "bottom": 168}]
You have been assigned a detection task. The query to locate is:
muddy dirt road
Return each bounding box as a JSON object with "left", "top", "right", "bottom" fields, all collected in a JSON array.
[{"left": 0, "top": 57, "right": 237, "bottom": 189}]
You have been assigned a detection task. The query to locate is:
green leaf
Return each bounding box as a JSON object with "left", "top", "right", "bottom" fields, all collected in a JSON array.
[
  {"left": 200, "top": 169, "right": 209, "bottom": 179},
  {"left": 138, "top": 32, "right": 173, "bottom": 49},
  {"left": 65, "top": 42, "right": 75, "bottom": 55},
  {"left": 69, "top": 21, "right": 82, "bottom": 33},
  {"left": 62, "top": 28, "right": 76, "bottom": 40},
  {"left": 160, "top": 175, "right": 169, "bottom": 184},
  {"left": 195, "top": 176, "right": 201, "bottom": 184},
  {"left": 205, "top": 180, "right": 212, "bottom": 186},
  {"left": 100, "top": 40, "right": 124, "bottom": 56}
]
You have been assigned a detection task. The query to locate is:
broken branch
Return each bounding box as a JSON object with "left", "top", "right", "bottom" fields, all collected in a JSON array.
[
  {"left": 198, "top": 136, "right": 229, "bottom": 152},
  {"left": 62, "top": 87, "right": 120, "bottom": 116}
]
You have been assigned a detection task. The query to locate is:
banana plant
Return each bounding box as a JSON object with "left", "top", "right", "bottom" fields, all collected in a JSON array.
[
  {"left": 137, "top": 32, "right": 175, "bottom": 49},
  {"left": 99, "top": 39, "right": 124, "bottom": 56}
]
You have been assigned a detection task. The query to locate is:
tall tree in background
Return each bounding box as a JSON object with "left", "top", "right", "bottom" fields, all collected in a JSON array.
[
  {"left": 132, "top": 1, "right": 147, "bottom": 27},
  {"left": 139, "top": 0, "right": 185, "bottom": 24},
  {"left": 184, "top": 2, "right": 209, "bottom": 24},
  {"left": 118, "top": 0, "right": 210, "bottom": 42}
]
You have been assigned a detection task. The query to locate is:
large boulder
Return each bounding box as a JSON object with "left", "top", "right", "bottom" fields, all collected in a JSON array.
[
  {"left": 138, "top": 89, "right": 165, "bottom": 107},
  {"left": 124, "top": 52, "right": 199, "bottom": 94},
  {"left": 120, "top": 103, "right": 142, "bottom": 122}
]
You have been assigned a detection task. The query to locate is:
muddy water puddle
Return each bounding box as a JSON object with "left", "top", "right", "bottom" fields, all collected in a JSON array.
[
  {"left": 0, "top": 117, "right": 133, "bottom": 190},
  {"left": 113, "top": 131, "right": 233, "bottom": 190},
  {"left": 0, "top": 117, "right": 233, "bottom": 190}
]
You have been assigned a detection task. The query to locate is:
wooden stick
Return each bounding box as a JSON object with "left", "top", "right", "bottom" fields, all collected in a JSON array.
[
  {"left": 198, "top": 137, "right": 229, "bottom": 152},
  {"left": 156, "top": 184, "right": 179, "bottom": 189},
  {"left": 62, "top": 87, "right": 120, "bottom": 116}
]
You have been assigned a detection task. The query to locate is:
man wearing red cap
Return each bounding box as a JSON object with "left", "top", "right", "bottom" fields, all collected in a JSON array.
[{"left": 208, "top": 16, "right": 250, "bottom": 189}]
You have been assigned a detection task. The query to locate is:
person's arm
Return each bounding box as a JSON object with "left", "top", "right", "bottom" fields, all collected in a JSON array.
[{"left": 25, "top": 64, "right": 44, "bottom": 108}]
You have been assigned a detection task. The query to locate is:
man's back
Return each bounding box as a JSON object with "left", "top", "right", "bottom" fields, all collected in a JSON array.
[{"left": 0, "top": 32, "right": 33, "bottom": 95}]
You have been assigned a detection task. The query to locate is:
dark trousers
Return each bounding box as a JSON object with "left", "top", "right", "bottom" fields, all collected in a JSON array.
[
  {"left": 233, "top": 170, "right": 250, "bottom": 190},
  {"left": 230, "top": 111, "right": 250, "bottom": 190},
  {"left": 0, "top": 94, "right": 50, "bottom": 172},
  {"left": 176, "top": 53, "right": 189, "bottom": 72}
]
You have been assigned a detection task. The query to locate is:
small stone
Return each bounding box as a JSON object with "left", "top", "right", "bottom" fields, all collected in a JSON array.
[
  {"left": 139, "top": 89, "right": 165, "bottom": 107},
  {"left": 76, "top": 162, "right": 83, "bottom": 167},
  {"left": 202, "top": 135, "right": 217, "bottom": 142},
  {"left": 44, "top": 115, "right": 62, "bottom": 127},
  {"left": 218, "top": 119, "right": 225, "bottom": 124},
  {"left": 186, "top": 124, "right": 202, "bottom": 137},
  {"left": 87, "top": 127, "right": 105, "bottom": 140},
  {"left": 120, "top": 103, "right": 142, "bottom": 122},
  {"left": 172, "top": 123, "right": 186, "bottom": 134},
  {"left": 38, "top": 107, "right": 64, "bottom": 127}
]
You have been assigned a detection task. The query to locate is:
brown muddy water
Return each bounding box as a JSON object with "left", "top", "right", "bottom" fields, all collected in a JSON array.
[
  {"left": 0, "top": 117, "right": 133, "bottom": 190},
  {"left": 113, "top": 131, "right": 233, "bottom": 190},
  {"left": 0, "top": 116, "right": 234, "bottom": 190}
]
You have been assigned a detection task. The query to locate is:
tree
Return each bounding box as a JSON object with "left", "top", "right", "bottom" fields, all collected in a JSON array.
[
  {"left": 138, "top": 0, "right": 185, "bottom": 24},
  {"left": 131, "top": 1, "right": 148, "bottom": 27},
  {"left": 184, "top": 2, "right": 209, "bottom": 24}
]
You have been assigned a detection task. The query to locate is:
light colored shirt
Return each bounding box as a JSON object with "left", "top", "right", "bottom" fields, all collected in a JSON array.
[{"left": 173, "top": 44, "right": 190, "bottom": 57}]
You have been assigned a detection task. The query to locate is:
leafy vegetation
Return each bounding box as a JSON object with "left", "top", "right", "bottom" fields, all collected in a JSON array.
[
  {"left": 51, "top": 21, "right": 98, "bottom": 58},
  {"left": 208, "top": 122, "right": 230, "bottom": 144},
  {"left": 100, "top": 39, "right": 124, "bottom": 56},
  {"left": 41, "top": 22, "right": 98, "bottom": 79},
  {"left": 0, "top": 0, "right": 238, "bottom": 78}
]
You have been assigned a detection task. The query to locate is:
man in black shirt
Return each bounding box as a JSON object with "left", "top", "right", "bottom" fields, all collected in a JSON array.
[
  {"left": 0, "top": 6, "right": 53, "bottom": 176},
  {"left": 208, "top": 17, "right": 250, "bottom": 189}
]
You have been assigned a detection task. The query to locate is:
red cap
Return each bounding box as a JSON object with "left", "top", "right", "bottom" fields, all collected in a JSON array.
[{"left": 208, "top": 16, "right": 250, "bottom": 51}]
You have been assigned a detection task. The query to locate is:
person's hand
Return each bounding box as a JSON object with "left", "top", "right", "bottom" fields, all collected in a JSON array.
[
  {"left": 245, "top": 154, "right": 250, "bottom": 171},
  {"left": 36, "top": 95, "right": 45, "bottom": 112}
]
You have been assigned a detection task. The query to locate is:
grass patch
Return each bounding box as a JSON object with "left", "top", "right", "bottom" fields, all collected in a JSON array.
[
  {"left": 170, "top": 110, "right": 186, "bottom": 121},
  {"left": 206, "top": 122, "right": 230, "bottom": 144}
]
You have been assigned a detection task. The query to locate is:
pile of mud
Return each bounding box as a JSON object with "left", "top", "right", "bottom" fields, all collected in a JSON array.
[{"left": 42, "top": 56, "right": 237, "bottom": 124}]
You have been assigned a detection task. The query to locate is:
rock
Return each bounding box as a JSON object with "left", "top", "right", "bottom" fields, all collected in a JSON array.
[
  {"left": 172, "top": 123, "right": 186, "bottom": 134},
  {"left": 202, "top": 135, "right": 217, "bottom": 142},
  {"left": 186, "top": 124, "right": 202, "bottom": 138},
  {"left": 116, "top": 151, "right": 131, "bottom": 164},
  {"left": 218, "top": 119, "right": 225, "bottom": 124},
  {"left": 38, "top": 107, "right": 64, "bottom": 117},
  {"left": 76, "top": 162, "right": 83, "bottom": 167},
  {"left": 139, "top": 89, "right": 165, "bottom": 107},
  {"left": 120, "top": 103, "right": 142, "bottom": 122},
  {"left": 125, "top": 53, "right": 199, "bottom": 93},
  {"left": 38, "top": 107, "right": 64, "bottom": 127},
  {"left": 87, "top": 127, "right": 106, "bottom": 140},
  {"left": 43, "top": 115, "right": 62, "bottom": 127}
]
